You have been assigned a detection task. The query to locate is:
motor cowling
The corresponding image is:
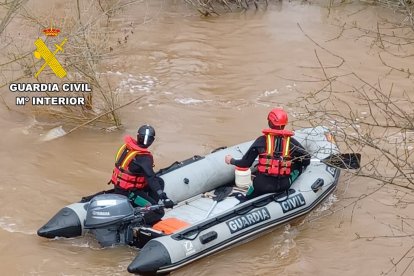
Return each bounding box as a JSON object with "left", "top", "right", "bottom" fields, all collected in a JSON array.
[
  {"left": 84, "top": 194, "right": 142, "bottom": 247},
  {"left": 84, "top": 194, "right": 134, "bottom": 227}
]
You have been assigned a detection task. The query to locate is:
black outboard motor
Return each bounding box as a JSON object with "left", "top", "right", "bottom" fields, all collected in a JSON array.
[{"left": 84, "top": 194, "right": 143, "bottom": 247}]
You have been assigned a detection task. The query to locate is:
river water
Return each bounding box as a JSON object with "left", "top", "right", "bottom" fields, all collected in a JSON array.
[{"left": 1, "top": 0, "right": 413, "bottom": 275}]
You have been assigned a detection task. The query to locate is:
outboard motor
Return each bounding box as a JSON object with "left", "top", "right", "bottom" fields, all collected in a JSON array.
[{"left": 84, "top": 194, "right": 143, "bottom": 247}]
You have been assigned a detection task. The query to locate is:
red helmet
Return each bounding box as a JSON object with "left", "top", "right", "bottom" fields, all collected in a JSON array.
[{"left": 267, "top": 108, "right": 288, "bottom": 127}]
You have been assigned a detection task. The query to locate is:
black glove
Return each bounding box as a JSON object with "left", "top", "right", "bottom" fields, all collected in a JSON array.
[
  {"left": 163, "top": 198, "right": 174, "bottom": 209},
  {"left": 157, "top": 190, "right": 174, "bottom": 208},
  {"left": 157, "top": 190, "right": 168, "bottom": 200}
]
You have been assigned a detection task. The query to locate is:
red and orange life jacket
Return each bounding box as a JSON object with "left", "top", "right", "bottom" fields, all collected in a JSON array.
[
  {"left": 257, "top": 128, "right": 294, "bottom": 177},
  {"left": 110, "top": 136, "right": 153, "bottom": 190}
]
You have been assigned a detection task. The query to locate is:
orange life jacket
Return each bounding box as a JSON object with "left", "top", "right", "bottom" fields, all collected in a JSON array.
[
  {"left": 257, "top": 128, "right": 294, "bottom": 177},
  {"left": 110, "top": 136, "right": 153, "bottom": 190}
]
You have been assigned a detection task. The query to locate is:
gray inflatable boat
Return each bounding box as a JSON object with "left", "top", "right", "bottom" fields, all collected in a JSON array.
[{"left": 37, "top": 126, "right": 360, "bottom": 275}]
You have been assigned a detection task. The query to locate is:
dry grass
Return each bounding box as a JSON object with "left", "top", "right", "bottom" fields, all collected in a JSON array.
[{"left": 185, "top": 0, "right": 271, "bottom": 16}]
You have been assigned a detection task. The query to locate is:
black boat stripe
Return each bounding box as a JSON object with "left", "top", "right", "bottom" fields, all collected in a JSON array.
[{"left": 157, "top": 169, "right": 340, "bottom": 273}]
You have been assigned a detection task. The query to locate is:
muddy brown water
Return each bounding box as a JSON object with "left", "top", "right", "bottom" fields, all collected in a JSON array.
[{"left": 1, "top": 1, "right": 414, "bottom": 275}]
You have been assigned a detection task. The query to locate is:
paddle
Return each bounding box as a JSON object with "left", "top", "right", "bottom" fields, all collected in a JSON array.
[
  {"left": 318, "top": 153, "right": 361, "bottom": 170},
  {"left": 204, "top": 186, "right": 233, "bottom": 219}
]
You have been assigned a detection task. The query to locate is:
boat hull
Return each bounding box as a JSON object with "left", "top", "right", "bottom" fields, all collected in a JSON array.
[
  {"left": 128, "top": 168, "right": 340, "bottom": 275},
  {"left": 37, "top": 202, "right": 87, "bottom": 238}
]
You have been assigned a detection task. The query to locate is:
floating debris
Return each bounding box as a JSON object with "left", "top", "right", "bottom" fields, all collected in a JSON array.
[{"left": 41, "top": 126, "right": 67, "bottom": 141}]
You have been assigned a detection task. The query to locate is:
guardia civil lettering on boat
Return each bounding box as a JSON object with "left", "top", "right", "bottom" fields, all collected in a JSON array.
[
  {"left": 279, "top": 194, "right": 306, "bottom": 213},
  {"left": 226, "top": 207, "right": 271, "bottom": 234}
]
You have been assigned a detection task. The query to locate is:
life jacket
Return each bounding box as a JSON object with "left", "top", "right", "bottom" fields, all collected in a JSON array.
[
  {"left": 110, "top": 136, "right": 153, "bottom": 190},
  {"left": 257, "top": 128, "right": 294, "bottom": 177}
]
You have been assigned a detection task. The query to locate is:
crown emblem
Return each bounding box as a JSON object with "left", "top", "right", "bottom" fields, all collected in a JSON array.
[{"left": 43, "top": 27, "right": 60, "bottom": 37}]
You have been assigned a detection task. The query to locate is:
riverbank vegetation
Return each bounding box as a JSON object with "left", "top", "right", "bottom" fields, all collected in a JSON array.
[
  {"left": 185, "top": 0, "right": 414, "bottom": 17},
  {"left": 285, "top": 8, "right": 414, "bottom": 273},
  {"left": 289, "top": 19, "right": 414, "bottom": 189}
]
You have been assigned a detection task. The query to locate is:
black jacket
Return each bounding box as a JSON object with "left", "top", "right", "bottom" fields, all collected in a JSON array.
[{"left": 128, "top": 154, "right": 162, "bottom": 193}]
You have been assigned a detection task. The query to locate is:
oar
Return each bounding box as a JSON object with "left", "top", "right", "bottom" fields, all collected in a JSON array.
[
  {"left": 204, "top": 186, "right": 233, "bottom": 219},
  {"left": 317, "top": 153, "right": 361, "bottom": 169}
]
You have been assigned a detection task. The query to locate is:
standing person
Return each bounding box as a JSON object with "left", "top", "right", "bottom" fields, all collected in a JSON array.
[
  {"left": 110, "top": 124, "right": 174, "bottom": 225},
  {"left": 225, "top": 108, "right": 311, "bottom": 200}
]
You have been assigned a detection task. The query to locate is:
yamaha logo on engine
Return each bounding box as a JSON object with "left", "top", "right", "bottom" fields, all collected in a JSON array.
[
  {"left": 226, "top": 207, "right": 271, "bottom": 234},
  {"left": 92, "top": 211, "right": 110, "bottom": 216},
  {"left": 278, "top": 194, "right": 306, "bottom": 213}
]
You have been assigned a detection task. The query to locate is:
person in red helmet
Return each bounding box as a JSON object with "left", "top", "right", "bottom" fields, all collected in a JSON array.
[
  {"left": 110, "top": 124, "right": 174, "bottom": 225},
  {"left": 225, "top": 108, "right": 310, "bottom": 200}
]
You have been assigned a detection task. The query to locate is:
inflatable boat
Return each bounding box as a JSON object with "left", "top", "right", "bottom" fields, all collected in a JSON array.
[{"left": 37, "top": 126, "right": 360, "bottom": 275}]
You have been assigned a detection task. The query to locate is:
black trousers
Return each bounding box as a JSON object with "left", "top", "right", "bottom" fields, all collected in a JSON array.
[{"left": 245, "top": 174, "right": 291, "bottom": 200}]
